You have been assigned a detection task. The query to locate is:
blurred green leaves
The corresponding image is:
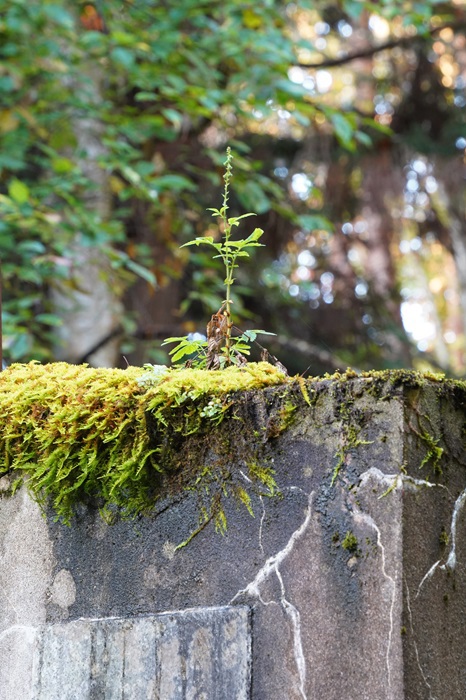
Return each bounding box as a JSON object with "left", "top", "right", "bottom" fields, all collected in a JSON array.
[{"left": 0, "top": 0, "right": 449, "bottom": 362}]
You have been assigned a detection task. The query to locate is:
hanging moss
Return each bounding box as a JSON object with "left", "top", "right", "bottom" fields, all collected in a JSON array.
[
  {"left": 1, "top": 362, "right": 464, "bottom": 529},
  {"left": 0, "top": 361, "right": 289, "bottom": 523}
]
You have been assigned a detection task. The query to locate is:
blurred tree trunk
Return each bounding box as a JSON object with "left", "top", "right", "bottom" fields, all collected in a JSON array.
[
  {"left": 434, "top": 159, "right": 466, "bottom": 359},
  {"left": 123, "top": 197, "right": 183, "bottom": 366},
  {"left": 51, "top": 76, "right": 122, "bottom": 367}
]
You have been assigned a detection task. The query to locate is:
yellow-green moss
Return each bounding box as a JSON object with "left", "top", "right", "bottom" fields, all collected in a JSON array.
[
  {"left": 1, "top": 362, "right": 464, "bottom": 527},
  {"left": 0, "top": 361, "right": 289, "bottom": 523},
  {"left": 341, "top": 530, "right": 359, "bottom": 553}
]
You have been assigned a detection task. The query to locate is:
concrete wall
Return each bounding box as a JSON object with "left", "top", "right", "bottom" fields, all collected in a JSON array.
[{"left": 1, "top": 375, "right": 466, "bottom": 699}]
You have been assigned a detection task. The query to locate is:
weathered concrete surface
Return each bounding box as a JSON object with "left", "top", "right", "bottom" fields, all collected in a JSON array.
[
  {"left": 31, "top": 606, "right": 250, "bottom": 700},
  {"left": 0, "top": 487, "right": 54, "bottom": 700},
  {"left": 1, "top": 376, "right": 466, "bottom": 699}
]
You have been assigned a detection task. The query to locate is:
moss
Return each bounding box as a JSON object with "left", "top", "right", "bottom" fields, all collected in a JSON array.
[
  {"left": 1, "top": 362, "right": 465, "bottom": 531},
  {"left": 0, "top": 361, "right": 288, "bottom": 524},
  {"left": 264, "top": 400, "right": 297, "bottom": 438},
  {"left": 322, "top": 367, "right": 466, "bottom": 485},
  {"left": 341, "top": 530, "right": 359, "bottom": 554},
  {"left": 439, "top": 528, "right": 449, "bottom": 547},
  {"left": 329, "top": 384, "right": 374, "bottom": 487}
]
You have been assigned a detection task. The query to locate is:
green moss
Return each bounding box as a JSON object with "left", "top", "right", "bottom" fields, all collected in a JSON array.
[
  {"left": 1, "top": 362, "right": 464, "bottom": 532},
  {"left": 341, "top": 530, "right": 359, "bottom": 553},
  {"left": 0, "top": 361, "right": 288, "bottom": 524},
  {"left": 439, "top": 528, "right": 449, "bottom": 547},
  {"left": 329, "top": 386, "right": 374, "bottom": 487}
]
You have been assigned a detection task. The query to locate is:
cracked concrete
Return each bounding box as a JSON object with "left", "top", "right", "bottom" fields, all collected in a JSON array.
[
  {"left": 1, "top": 375, "right": 466, "bottom": 699},
  {"left": 230, "top": 491, "right": 314, "bottom": 699}
]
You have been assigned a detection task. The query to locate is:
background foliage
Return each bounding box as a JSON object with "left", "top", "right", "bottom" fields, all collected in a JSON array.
[{"left": 0, "top": 0, "right": 465, "bottom": 374}]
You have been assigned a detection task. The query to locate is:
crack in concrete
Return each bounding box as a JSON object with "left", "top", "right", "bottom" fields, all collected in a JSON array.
[
  {"left": 441, "top": 486, "right": 466, "bottom": 572},
  {"left": 359, "top": 467, "right": 448, "bottom": 495},
  {"left": 230, "top": 491, "right": 314, "bottom": 699},
  {"left": 275, "top": 566, "right": 306, "bottom": 699},
  {"left": 258, "top": 495, "right": 266, "bottom": 556},
  {"left": 352, "top": 508, "right": 396, "bottom": 694},
  {"left": 405, "top": 577, "right": 436, "bottom": 700},
  {"left": 415, "top": 560, "right": 442, "bottom": 599},
  {"left": 416, "top": 486, "right": 466, "bottom": 598}
]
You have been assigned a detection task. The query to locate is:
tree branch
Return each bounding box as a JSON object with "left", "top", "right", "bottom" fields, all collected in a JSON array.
[{"left": 298, "top": 20, "right": 466, "bottom": 70}]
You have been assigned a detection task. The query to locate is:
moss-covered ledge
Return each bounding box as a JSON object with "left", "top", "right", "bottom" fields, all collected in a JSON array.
[
  {"left": 2, "top": 363, "right": 466, "bottom": 699},
  {"left": 1, "top": 362, "right": 465, "bottom": 534},
  {"left": 0, "top": 361, "right": 291, "bottom": 527}
]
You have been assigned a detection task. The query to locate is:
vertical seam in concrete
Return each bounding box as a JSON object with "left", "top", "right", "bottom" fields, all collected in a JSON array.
[
  {"left": 230, "top": 491, "right": 314, "bottom": 699},
  {"left": 404, "top": 577, "right": 436, "bottom": 700},
  {"left": 352, "top": 507, "right": 397, "bottom": 695},
  {"left": 275, "top": 566, "right": 306, "bottom": 699}
]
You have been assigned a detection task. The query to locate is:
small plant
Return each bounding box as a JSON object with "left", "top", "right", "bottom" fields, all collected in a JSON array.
[
  {"left": 341, "top": 530, "right": 359, "bottom": 554},
  {"left": 163, "top": 147, "right": 275, "bottom": 369}
]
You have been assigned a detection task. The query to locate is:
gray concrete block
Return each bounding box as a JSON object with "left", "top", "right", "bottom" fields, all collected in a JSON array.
[
  {"left": 2, "top": 376, "right": 466, "bottom": 699},
  {"left": 31, "top": 606, "right": 250, "bottom": 700}
]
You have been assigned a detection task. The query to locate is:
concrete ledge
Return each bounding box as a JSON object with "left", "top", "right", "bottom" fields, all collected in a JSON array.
[{"left": 1, "top": 375, "right": 466, "bottom": 699}]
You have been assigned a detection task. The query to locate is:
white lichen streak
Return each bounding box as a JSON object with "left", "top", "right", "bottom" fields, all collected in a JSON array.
[
  {"left": 239, "top": 469, "right": 266, "bottom": 554},
  {"left": 415, "top": 560, "right": 441, "bottom": 599},
  {"left": 352, "top": 506, "right": 397, "bottom": 694},
  {"left": 275, "top": 566, "right": 306, "bottom": 700},
  {"left": 405, "top": 577, "right": 436, "bottom": 700},
  {"left": 358, "top": 467, "right": 448, "bottom": 496},
  {"left": 358, "top": 466, "right": 453, "bottom": 687},
  {"left": 258, "top": 495, "right": 266, "bottom": 555},
  {"left": 441, "top": 486, "right": 466, "bottom": 572},
  {"left": 416, "top": 485, "right": 466, "bottom": 598},
  {"left": 230, "top": 491, "right": 314, "bottom": 700}
]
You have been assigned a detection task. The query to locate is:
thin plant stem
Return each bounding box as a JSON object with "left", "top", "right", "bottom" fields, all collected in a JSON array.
[{"left": 221, "top": 147, "right": 233, "bottom": 364}]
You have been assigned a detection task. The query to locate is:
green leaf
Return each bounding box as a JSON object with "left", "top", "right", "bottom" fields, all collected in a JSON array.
[
  {"left": 35, "top": 313, "right": 63, "bottom": 326},
  {"left": 275, "top": 78, "right": 307, "bottom": 99},
  {"left": 110, "top": 47, "right": 136, "bottom": 69},
  {"left": 42, "top": 5, "right": 74, "bottom": 28},
  {"left": 162, "top": 336, "right": 187, "bottom": 345},
  {"left": 134, "top": 91, "right": 157, "bottom": 102},
  {"left": 181, "top": 237, "right": 222, "bottom": 251},
  {"left": 17, "top": 240, "right": 46, "bottom": 255},
  {"left": 51, "top": 157, "right": 74, "bottom": 174},
  {"left": 170, "top": 341, "right": 205, "bottom": 362},
  {"left": 125, "top": 259, "right": 156, "bottom": 286},
  {"left": 244, "top": 227, "right": 264, "bottom": 243},
  {"left": 152, "top": 174, "right": 196, "bottom": 191},
  {"left": 298, "top": 215, "right": 333, "bottom": 232},
  {"left": 330, "top": 113, "right": 356, "bottom": 150},
  {"left": 161, "top": 108, "right": 183, "bottom": 128},
  {"left": 236, "top": 182, "right": 270, "bottom": 214},
  {"left": 8, "top": 332, "right": 33, "bottom": 361},
  {"left": 248, "top": 329, "right": 276, "bottom": 336},
  {"left": 355, "top": 131, "right": 373, "bottom": 147},
  {"left": 110, "top": 31, "right": 137, "bottom": 46},
  {"left": 8, "top": 179, "right": 30, "bottom": 204}
]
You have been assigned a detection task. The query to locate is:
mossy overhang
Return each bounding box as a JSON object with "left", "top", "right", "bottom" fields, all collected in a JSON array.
[{"left": 0, "top": 361, "right": 465, "bottom": 526}]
